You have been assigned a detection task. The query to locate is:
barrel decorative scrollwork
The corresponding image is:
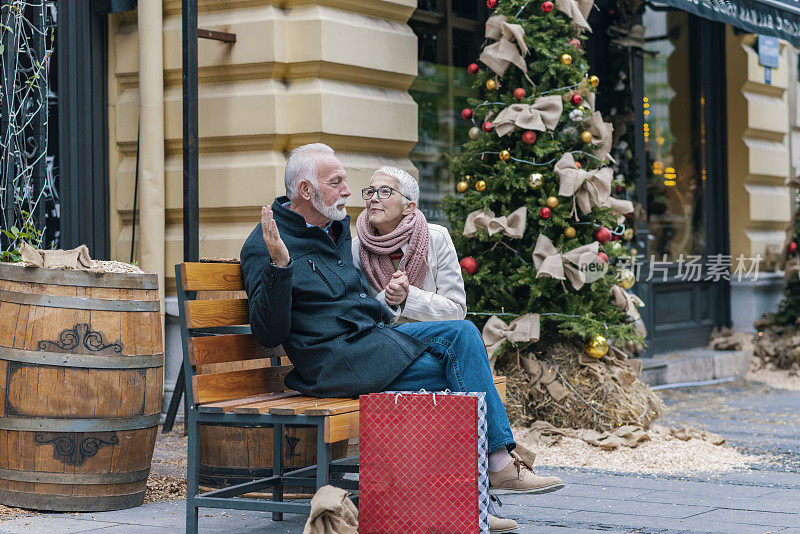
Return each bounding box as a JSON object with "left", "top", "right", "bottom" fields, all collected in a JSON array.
[
  {"left": 34, "top": 433, "right": 120, "bottom": 467},
  {"left": 37, "top": 323, "right": 123, "bottom": 355}
]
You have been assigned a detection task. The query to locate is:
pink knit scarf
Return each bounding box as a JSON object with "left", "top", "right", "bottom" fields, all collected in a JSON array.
[{"left": 356, "top": 208, "right": 429, "bottom": 291}]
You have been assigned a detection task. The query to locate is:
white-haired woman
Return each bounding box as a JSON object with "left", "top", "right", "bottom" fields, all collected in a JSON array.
[{"left": 352, "top": 166, "right": 467, "bottom": 323}]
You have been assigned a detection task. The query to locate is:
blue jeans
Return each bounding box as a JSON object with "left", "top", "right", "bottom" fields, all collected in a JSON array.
[{"left": 385, "top": 320, "right": 515, "bottom": 453}]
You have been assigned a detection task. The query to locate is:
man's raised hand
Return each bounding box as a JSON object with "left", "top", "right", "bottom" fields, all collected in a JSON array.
[{"left": 261, "top": 206, "right": 291, "bottom": 268}]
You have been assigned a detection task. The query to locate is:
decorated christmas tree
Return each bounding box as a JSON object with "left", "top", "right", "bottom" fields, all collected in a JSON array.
[
  {"left": 752, "top": 184, "right": 800, "bottom": 369},
  {"left": 442, "top": 0, "right": 661, "bottom": 430}
]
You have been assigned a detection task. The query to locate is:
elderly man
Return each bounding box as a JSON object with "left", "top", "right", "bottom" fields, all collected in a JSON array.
[{"left": 240, "top": 143, "right": 562, "bottom": 532}]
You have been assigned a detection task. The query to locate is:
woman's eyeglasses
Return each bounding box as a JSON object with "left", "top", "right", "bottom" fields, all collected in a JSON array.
[{"left": 361, "top": 186, "right": 411, "bottom": 201}]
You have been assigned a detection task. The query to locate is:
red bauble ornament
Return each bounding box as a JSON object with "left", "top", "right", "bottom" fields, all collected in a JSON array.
[
  {"left": 522, "top": 131, "right": 537, "bottom": 144},
  {"left": 611, "top": 235, "right": 620, "bottom": 241},
  {"left": 486, "top": 0, "right": 498, "bottom": 8},
  {"left": 594, "top": 227, "right": 612, "bottom": 243},
  {"left": 482, "top": 121, "right": 493, "bottom": 132},
  {"left": 461, "top": 108, "right": 473, "bottom": 120},
  {"left": 468, "top": 63, "right": 480, "bottom": 75},
  {"left": 616, "top": 185, "right": 624, "bottom": 193},
  {"left": 574, "top": 161, "right": 582, "bottom": 169},
  {"left": 597, "top": 252, "right": 609, "bottom": 263},
  {"left": 539, "top": 207, "right": 552, "bottom": 219},
  {"left": 514, "top": 88, "right": 527, "bottom": 100},
  {"left": 541, "top": 1, "right": 554, "bottom": 12},
  {"left": 789, "top": 242, "right": 799, "bottom": 254},
  {"left": 571, "top": 94, "right": 583, "bottom": 106},
  {"left": 459, "top": 256, "right": 479, "bottom": 274},
  {"left": 569, "top": 38, "right": 581, "bottom": 49}
]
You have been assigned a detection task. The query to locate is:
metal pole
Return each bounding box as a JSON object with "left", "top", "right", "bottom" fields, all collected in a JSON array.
[
  {"left": 32, "top": 0, "right": 46, "bottom": 234},
  {"left": 1, "top": 0, "right": 18, "bottom": 244},
  {"left": 182, "top": 0, "right": 199, "bottom": 262}
]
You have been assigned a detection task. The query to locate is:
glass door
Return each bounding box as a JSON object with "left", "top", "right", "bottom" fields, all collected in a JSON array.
[{"left": 634, "top": 10, "right": 730, "bottom": 354}]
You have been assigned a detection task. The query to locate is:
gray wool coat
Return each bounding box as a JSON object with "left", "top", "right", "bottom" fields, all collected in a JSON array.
[{"left": 240, "top": 196, "right": 428, "bottom": 398}]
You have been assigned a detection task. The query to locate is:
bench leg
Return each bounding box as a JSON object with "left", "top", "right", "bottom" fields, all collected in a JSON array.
[
  {"left": 316, "top": 425, "right": 332, "bottom": 490},
  {"left": 272, "top": 423, "right": 284, "bottom": 522},
  {"left": 186, "top": 409, "right": 199, "bottom": 534}
]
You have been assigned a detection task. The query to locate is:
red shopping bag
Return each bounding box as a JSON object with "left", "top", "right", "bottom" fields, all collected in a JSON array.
[{"left": 358, "top": 391, "right": 489, "bottom": 534}]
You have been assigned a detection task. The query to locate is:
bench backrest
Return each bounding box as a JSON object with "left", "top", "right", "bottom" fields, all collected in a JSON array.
[{"left": 176, "top": 262, "right": 293, "bottom": 406}]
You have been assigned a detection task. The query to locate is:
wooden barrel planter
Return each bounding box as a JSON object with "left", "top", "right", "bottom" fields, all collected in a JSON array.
[
  {"left": 0, "top": 263, "right": 163, "bottom": 511},
  {"left": 199, "top": 424, "right": 349, "bottom": 489}
]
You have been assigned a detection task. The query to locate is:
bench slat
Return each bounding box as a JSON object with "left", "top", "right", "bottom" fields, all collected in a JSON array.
[
  {"left": 232, "top": 394, "right": 320, "bottom": 414},
  {"left": 493, "top": 375, "right": 507, "bottom": 403},
  {"left": 185, "top": 298, "right": 250, "bottom": 329},
  {"left": 192, "top": 365, "right": 293, "bottom": 404},
  {"left": 189, "top": 334, "right": 286, "bottom": 366},
  {"left": 181, "top": 262, "right": 244, "bottom": 291},
  {"left": 324, "top": 411, "right": 360, "bottom": 443},
  {"left": 197, "top": 391, "right": 301, "bottom": 414},
  {"left": 305, "top": 399, "right": 360, "bottom": 416},
  {"left": 269, "top": 398, "right": 356, "bottom": 416}
]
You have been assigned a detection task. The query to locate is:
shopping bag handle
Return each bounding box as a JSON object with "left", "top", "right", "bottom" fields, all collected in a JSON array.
[{"left": 393, "top": 389, "right": 453, "bottom": 406}]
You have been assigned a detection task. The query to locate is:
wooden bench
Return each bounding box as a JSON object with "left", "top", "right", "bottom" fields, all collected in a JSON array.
[{"left": 177, "top": 261, "right": 507, "bottom": 533}]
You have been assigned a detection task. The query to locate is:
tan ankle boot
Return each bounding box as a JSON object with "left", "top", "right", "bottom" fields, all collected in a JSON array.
[
  {"left": 489, "top": 452, "right": 564, "bottom": 495},
  {"left": 489, "top": 513, "right": 519, "bottom": 533}
]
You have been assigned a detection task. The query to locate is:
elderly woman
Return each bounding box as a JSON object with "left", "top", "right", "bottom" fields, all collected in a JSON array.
[{"left": 352, "top": 166, "right": 467, "bottom": 323}]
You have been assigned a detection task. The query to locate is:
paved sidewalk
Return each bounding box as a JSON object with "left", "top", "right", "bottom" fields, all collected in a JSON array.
[{"left": 1, "top": 379, "right": 799, "bottom": 533}]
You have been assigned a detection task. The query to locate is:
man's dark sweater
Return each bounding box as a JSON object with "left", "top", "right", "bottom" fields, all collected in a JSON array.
[{"left": 240, "top": 196, "right": 428, "bottom": 397}]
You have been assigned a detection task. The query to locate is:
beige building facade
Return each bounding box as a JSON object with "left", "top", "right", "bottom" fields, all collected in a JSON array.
[{"left": 108, "top": 0, "right": 419, "bottom": 294}]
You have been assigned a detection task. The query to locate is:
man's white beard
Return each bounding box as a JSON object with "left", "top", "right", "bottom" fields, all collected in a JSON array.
[{"left": 312, "top": 188, "right": 349, "bottom": 221}]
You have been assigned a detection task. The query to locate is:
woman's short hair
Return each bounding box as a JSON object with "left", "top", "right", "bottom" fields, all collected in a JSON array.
[
  {"left": 371, "top": 166, "right": 419, "bottom": 205},
  {"left": 285, "top": 143, "right": 335, "bottom": 200}
]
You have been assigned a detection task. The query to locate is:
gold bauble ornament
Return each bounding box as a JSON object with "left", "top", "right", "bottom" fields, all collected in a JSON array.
[
  {"left": 528, "top": 173, "right": 543, "bottom": 188},
  {"left": 623, "top": 228, "right": 634, "bottom": 240},
  {"left": 499, "top": 149, "right": 511, "bottom": 161},
  {"left": 560, "top": 53, "right": 572, "bottom": 65},
  {"left": 580, "top": 130, "right": 593, "bottom": 143},
  {"left": 629, "top": 248, "right": 638, "bottom": 256},
  {"left": 546, "top": 196, "right": 559, "bottom": 208},
  {"left": 486, "top": 78, "right": 497, "bottom": 90},
  {"left": 468, "top": 126, "right": 482, "bottom": 140},
  {"left": 618, "top": 269, "right": 636, "bottom": 290},
  {"left": 564, "top": 226, "right": 576, "bottom": 239},
  {"left": 585, "top": 334, "right": 608, "bottom": 359},
  {"left": 589, "top": 75, "right": 600, "bottom": 87},
  {"left": 476, "top": 180, "right": 487, "bottom": 192},
  {"left": 456, "top": 181, "right": 469, "bottom": 193}
]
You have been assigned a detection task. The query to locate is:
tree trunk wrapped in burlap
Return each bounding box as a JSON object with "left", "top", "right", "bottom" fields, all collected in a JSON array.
[{"left": 495, "top": 337, "right": 663, "bottom": 433}]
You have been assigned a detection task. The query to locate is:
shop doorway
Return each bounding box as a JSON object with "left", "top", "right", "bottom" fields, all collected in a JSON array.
[{"left": 591, "top": 9, "right": 731, "bottom": 354}]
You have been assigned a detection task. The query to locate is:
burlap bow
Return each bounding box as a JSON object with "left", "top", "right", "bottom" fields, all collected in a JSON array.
[
  {"left": 479, "top": 15, "right": 534, "bottom": 83},
  {"left": 482, "top": 314, "right": 540, "bottom": 370},
  {"left": 556, "top": 0, "right": 593, "bottom": 31},
  {"left": 785, "top": 256, "right": 800, "bottom": 281},
  {"left": 493, "top": 96, "right": 563, "bottom": 137},
  {"left": 520, "top": 353, "right": 568, "bottom": 402},
  {"left": 463, "top": 207, "right": 527, "bottom": 239},
  {"left": 587, "top": 111, "right": 615, "bottom": 161},
  {"left": 602, "top": 196, "right": 634, "bottom": 223},
  {"left": 555, "top": 152, "right": 612, "bottom": 218},
  {"left": 532, "top": 234, "right": 600, "bottom": 290},
  {"left": 610, "top": 284, "right": 647, "bottom": 338}
]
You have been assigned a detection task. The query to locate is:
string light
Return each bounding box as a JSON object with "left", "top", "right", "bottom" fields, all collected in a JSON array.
[{"left": 0, "top": 1, "right": 56, "bottom": 253}]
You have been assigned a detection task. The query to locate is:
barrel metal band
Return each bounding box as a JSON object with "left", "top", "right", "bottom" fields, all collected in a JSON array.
[
  {"left": 0, "top": 264, "right": 158, "bottom": 289},
  {"left": 0, "top": 488, "right": 145, "bottom": 511},
  {"left": 0, "top": 290, "right": 159, "bottom": 312},
  {"left": 0, "top": 414, "right": 161, "bottom": 432},
  {"left": 0, "top": 467, "right": 150, "bottom": 484},
  {"left": 0, "top": 348, "right": 164, "bottom": 369}
]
